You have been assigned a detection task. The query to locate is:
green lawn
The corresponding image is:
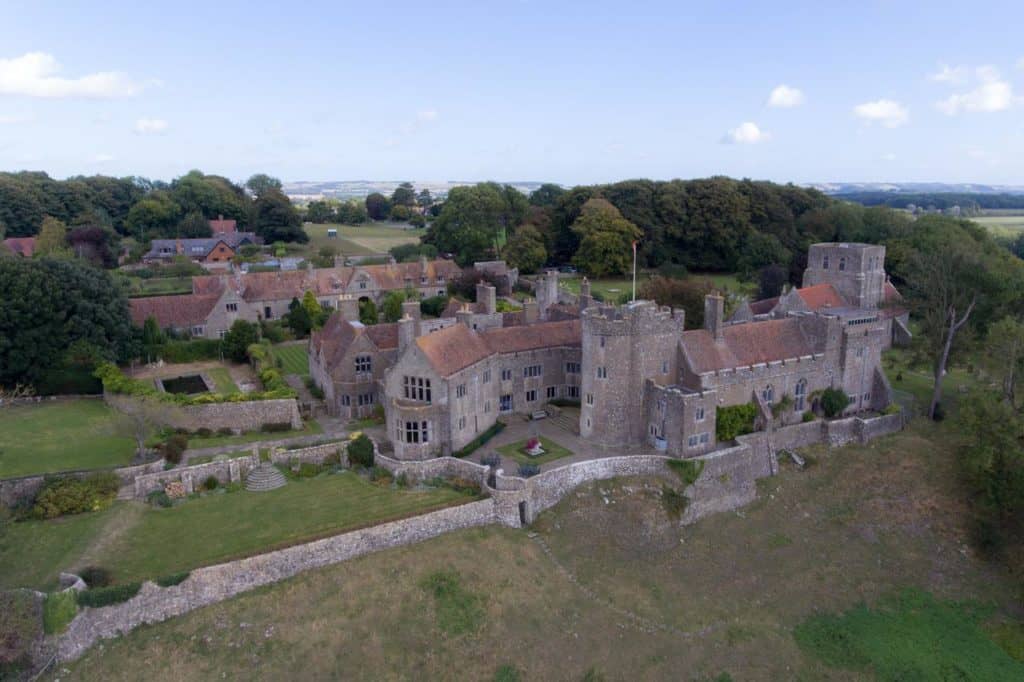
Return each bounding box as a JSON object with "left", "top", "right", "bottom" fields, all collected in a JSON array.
[
  {"left": 972, "top": 214, "right": 1024, "bottom": 239},
  {"left": 0, "top": 473, "right": 474, "bottom": 589},
  {"left": 497, "top": 436, "right": 575, "bottom": 466},
  {"left": 273, "top": 343, "right": 310, "bottom": 376},
  {"left": 185, "top": 419, "right": 323, "bottom": 449},
  {"left": 559, "top": 271, "right": 754, "bottom": 303},
  {"left": 0, "top": 400, "right": 136, "bottom": 479},
  {"left": 207, "top": 367, "right": 238, "bottom": 394},
  {"left": 883, "top": 348, "right": 977, "bottom": 418},
  {"left": 302, "top": 222, "right": 426, "bottom": 258},
  {"left": 114, "top": 274, "right": 193, "bottom": 298}
]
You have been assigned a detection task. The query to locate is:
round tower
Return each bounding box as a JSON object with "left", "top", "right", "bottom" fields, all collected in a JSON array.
[{"left": 579, "top": 300, "right": 685, "bottom": 449}]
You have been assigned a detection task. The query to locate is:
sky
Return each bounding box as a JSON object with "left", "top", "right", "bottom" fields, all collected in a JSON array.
[{"left": 1, "top": 0, "right": 1023, "bottom": 186}]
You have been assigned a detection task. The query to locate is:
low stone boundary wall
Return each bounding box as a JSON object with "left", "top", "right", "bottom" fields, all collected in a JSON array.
[
  {"left": 269, "top": 441, "right": 347, "bottom": 467},
  {"left": 132, "top": 455, "right": 260, "bottom": 498},
  {"left": 374, "top": 448, "right": 490, "bottom": 487},
  {"left": 0, "top": 460, "right": 165, "bottom": 508},
  {"left": 56, "top": 498, "right": 495, "bottom": 662},
  {"left": 105, "top": 393, "right": 302, "bottom": 434}
]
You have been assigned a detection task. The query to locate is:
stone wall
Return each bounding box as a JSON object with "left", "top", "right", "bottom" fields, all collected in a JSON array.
[
  {"left": 269, "top": 441, "right": 347, "bottom": 467},
  {"left": 56, "top": 498, "right": 496, "bottom": 662},
  {"left": 105, "top": 393, "right": 302, "bottom": 433},
  {"left": 132, "top": 455, "right": 259, "bottom": 498},
  {"left": 374, "top": 448, "right": 490, "bottom": 487},
  {"left": 0, "top": 460, "right": 165, "bottom": 508}
]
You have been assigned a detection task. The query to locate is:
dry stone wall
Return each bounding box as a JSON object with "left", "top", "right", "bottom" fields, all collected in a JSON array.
[
  {"left": 105, "top": 393, "right": 302, "bottom": 433},
  {"left": 269, "top": 441, "right": 347, "bottom": 467},
  {"left": 0, "top": 460, "right": 165, "bottom": 508},
  {"left": 132, "top": 455, "right": 259, "bottom": 498}
]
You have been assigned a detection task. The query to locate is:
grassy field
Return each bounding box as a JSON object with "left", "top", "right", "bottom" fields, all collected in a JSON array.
[
  {"left": 497, "top": 436, "right": 575, "bottom": 466},
  {"left": 206, "top": 367, "right": 238, "bottom": 394},
  {"left": 0, "top": 400, "right": 136, "bottom": 479},
  {"left": 301, "top": 222, "right": 425, "bottom": 258},
  {"left": 0, "top": 472, "right": 474, "bottom": 590},
  {"left": 971, "top": 214, "right": 1024, "bottom": 239},
  {"left": 54, "top": 418, "right": 1024, "bottom": 680},
  {"left": 114, "top": 274, "right": 193, "bottom": 298},
  {"left": 272, "top": 343, "right": 310, "bottom": 376},
  {"left": 559, "top": 271, "right": 755, "bottom": 303}
]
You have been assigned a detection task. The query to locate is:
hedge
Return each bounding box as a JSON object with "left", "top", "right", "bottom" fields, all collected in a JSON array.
[
  {"left": 155, "top": 571, "right": 190, "bottom": 587},
  {"left": 145, "top": 339, "right": 222, "bottom": 363},
  {"left": 453, "top": 421, "right": 506, "bottom": 458},
  {"left": 76, "top": 582, "right": 141, "bottom": 608},
  {"left": 716, "top": 403, "right": 758, "bottom": 442},
  {"left": 95, "top": 361, "right": 295, "bottom": 404}
]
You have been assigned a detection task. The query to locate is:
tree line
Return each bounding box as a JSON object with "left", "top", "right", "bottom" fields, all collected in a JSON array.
[
  {"left": 0, "top": 170, "right": 305, "bottom": 245},
  {"left": 302, "top": 182, "right": 435, "bottom": 227},
  {"left": 837, "top": 191, "right": 1024, "bottom": 212}
]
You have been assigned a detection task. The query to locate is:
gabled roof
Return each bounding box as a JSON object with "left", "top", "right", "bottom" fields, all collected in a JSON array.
[
  {"left": 129, "top": 293, "right": 221, "bottom": 329},
  {"left": 482, "top": 319, "right": 581, "bottom": 354},
  {"left": 311, "top": 315, "right": 400, "bottom": 373},
  {"left": 2, "top": 237, "right": 35, "bottom": 257},
  {"left": 416, "top": 323, "right": 493, "bottom": 377},
  {"left": 796, "top": 283, "right": 846, "bottom": 310},
  {"left": 682, "top": 317, "right": 820, "bottom": 374}
]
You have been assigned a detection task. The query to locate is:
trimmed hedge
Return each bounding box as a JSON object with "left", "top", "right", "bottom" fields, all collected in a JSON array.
[
  {"left": 155, "top": 571, "right": 190, "bottom": 587},
  {"left": 76, "top": 582, "right": 141, "bottom": 608},
  {"left": 453, "top": 421, "right": 506, "bottom": 458},
  {"left": 821, "top": 388, "right": 852, "bottom": 418},
  {"left": 348, "top": 434, "right": 374, "bottom": 469},
  {"left": 716, "top": 403, "right": 758, "bottom": 442}
]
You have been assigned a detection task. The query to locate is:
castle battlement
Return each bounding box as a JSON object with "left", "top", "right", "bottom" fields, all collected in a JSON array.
[{"left": 582, "top": 300, "right": 685, "bottom": 337}]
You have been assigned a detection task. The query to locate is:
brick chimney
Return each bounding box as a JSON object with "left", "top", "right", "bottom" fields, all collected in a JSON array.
[{"left": 704, "top": 294, "right": 725, "bottom": 342}]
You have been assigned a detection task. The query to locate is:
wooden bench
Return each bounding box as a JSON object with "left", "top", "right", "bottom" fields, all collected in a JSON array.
[{"left": 530, "top": 410, "right": 548, "bottom": 420}]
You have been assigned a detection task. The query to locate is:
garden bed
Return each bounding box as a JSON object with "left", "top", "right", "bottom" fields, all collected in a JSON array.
[{"left": 496, "top": 436, "right": 575, "bottom": 466}]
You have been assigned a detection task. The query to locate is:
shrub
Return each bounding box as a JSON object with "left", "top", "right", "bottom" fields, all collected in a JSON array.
[
  {"left": 147, "top": 489, "right": 172, "bottom": 508},
  {"left": 146, "top": 339, "right": 222, "bottom": 363},
  {"left": 420, "top": 294, "right": 448, "bottom": 318},
  {"left": 716, "top": 403, "right": 758, "bottom": 442},
  {"left": 518, "top": 463, "right": 540, "bottom": 478},
  {"left": 348, "top": 434, "right": 375, "bottom": 468},
  {"left": 43, "top": 591, "right": 78, "bottom": 634},
  {"left": 453, "top": 421, "right": 506, "bottom": 458},
  {"left": 882, "top": 403, "right": 902, "bottom": 416},
  {"left": 77, "top": 566, "right": 111, "bottom": 588},
  {"left": 547, "top": 398, "right": 581, "bottom": 408},
  {"left": 32, "top": 473, "right": 121, "bottom": 519},
  {"left": 261, "top": 421, "right": 293, "bottom": 433},
  {"left": 194, "top": 427, "right": 212, "bottom": 438},
  {"left": 202, "top": 475, "right": 219, "bottom": 491},
  {"left": 76, "top": 583, "right": 142, "bottom": 608},
  {"left": 297, "top": 462, "right": 320, "bottom": 478},
  {"left": 666, "top": 459, "right": 704, "bottom": 487},
  {"left": 155, "top": 571, "right": 190, "bottom": 587},
  {"left": 163, "top": 433, "right": 188, "bottom": 464},
  {"left": 396, "top": 472, "right": 410, "bottom": 488},
  {"left": 820, "top": 388, "right": 852, "bottom": 418},
  {"left": 217, "top": 427, "right": 234, "bottom": 436},
  {"left": 802, "top": 411, "right": 816, "bottom": 423},
  {"left": 661, "top": 484, "right": 688, "bottom": 520},
  {"left": 304, "top": 376, "right": 325, "bottom": 400},
  {"left": 369, "top": 466, "right": 392, "bottom": 484}
]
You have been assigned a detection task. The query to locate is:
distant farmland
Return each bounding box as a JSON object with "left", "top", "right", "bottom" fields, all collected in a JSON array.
[{"left": 302, "top": 222, "right": 425, "bottom": 257}]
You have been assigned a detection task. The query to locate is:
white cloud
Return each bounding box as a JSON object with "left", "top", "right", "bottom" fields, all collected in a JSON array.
[
  {"left": 852, "top": 99, "right": 909, "bottom": 128},
  {"left": 721, "top": 121, "right": 770, "bottom": 144},
  {"left": 928, "top": 63, "right": 968, "bottom": 85},
  {"left": 882, "top": 152, "right": 897, "bottom": 161},
  {"left": 134, "top": 118, "right": 168, "bottom": 134},
  {"left": 767, "top": 84, "right": 803, "bottom": 108},
  {"left": 937, "top": 80, "right": 1013, "bottom": 114},
  {"left": 93, "top": 153, "right": 115, "bottom": 163},
  {"left": 416, "top": 109, "right": 438, "bottom": 122},
  {"left": 0, "top": 52, "right": 140, "bottom": 98}
]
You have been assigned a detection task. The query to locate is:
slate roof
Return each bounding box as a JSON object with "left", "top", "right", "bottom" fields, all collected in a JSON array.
[
  {"left": 681, "top": 317, "right": 820, "bottom": 374},
  {"left": 129, "top": 293, "right": 221, "bottom": 329},
  {"left": 144, "top": 233, "right": 258, "bottom": 260}
]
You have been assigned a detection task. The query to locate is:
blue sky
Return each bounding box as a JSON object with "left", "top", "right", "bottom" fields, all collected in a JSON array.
[{"left": 1, "top": 0, "right": 1023, "bottom": 185}]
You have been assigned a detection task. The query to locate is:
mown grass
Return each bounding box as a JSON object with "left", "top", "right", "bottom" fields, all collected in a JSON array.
[
  {"left": 42, "top": 590, "right": 78, "bottom": 634},
  {"left": 302, "top": 222, "right": 425, "bottom": 257},
  {"left": 496, "top": 436, "right": 575, "bottom": 466},
  {"left": 559, "top": 271, "right": 755, "bottom": 302},
  {"left": 273, "top": 343, "right": 310, "bottom": 376},
  {"left": 115, "top": 274, "right": 193, "bottom": 298},
  {"left": 0, "top": 400, "right": 136, "bottom": 478},
  {"left": 794, "top": 589, "right": 1024, "bottom": 679},
  {"left": 206, "top": 367, "right": 238, "bottom": 394}
]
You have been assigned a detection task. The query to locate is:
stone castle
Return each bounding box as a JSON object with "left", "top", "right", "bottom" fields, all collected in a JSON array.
[{"left": 309, "top": 242, "right": 909, "bottom": 460}]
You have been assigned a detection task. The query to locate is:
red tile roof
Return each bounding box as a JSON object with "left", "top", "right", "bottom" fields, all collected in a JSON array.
[
  {"left": 129, "top": 294, "right": 221, "bottom": 329},
  {"left": 682, "top": 317, "right": 819, "bottom": 373},
  {"left": 2, "top": 237, "right": 36, "bottom": 257},
  {"left": 482, "top": 319, "right": 581, "bottom": 354},
  {"left": 209, "top": 217, "right": 237, "bottom": 234},
  {"left": 796, "top": 283, "right": 846, "bottom": 310},
  {"left": 311, "top": 315, "right": 401, "bottom": 373},
  {"left": 416, "top": 323, "right": 494, "bottom": 377}
]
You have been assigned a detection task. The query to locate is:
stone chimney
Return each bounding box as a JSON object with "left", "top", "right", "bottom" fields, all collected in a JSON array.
[
  {"left": 419, "top": 254, "right": 429, "bottom": 271},
  {"left": 476, "top": 281, "right": 496, "bottom": 315},
  {"left": 523, "top": 298, "right": 539, "bottom": 325},
  {"left": 398, "top": 314, "right": 416, "bottom": 352},
  {"left": 401, "top": 299, "right": 421, "bottom": 323},
  {"left": 338, "top": 294, "right": 359, "bottom": 322},
  {"left": 579, "top": 276, "right": 593, "bottom": 311},
  {"left": 456, "top": 302, "right": 474, "bottom": 328},
  {"left": 538, "top": 269, "right": 559, "bottom": 319},
  {"left": 704, "top": 294, "right": 725, "bottom": 342}
]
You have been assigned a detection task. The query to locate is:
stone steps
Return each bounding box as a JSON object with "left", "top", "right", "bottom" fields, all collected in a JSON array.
[
  {"left": 549, "top": 413, "right": 580, "bottom": 435},
  {"left": 245, "top": 463, "right": 287, "bottom": 492}
]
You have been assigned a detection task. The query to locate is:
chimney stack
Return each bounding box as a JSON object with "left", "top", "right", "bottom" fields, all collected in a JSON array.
[
  {"left": 338, "top": 295, "right": 359, "bottom": 322},
  {"left": 476, "top": 281, "right": 496, "bottom": 315},
  {"left": 704, "top": 294, "right": 725, "bottom": 342},
  {"left": 523, "top": 298, "right": 539, "bottom": 325},
  {"left": 398, "top": 314, "right": 416, "bottom": 352},
  {"left": 456, "top": 302, "right": 473, "bottom": 328}
]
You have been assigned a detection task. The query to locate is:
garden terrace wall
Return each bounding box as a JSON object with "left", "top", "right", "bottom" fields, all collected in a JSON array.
[
  {"left": 56, "top": 498, "right": 496, "bottom": 662},
  {"left": 0, "top": 460, "right": 165, "bottom": 508},
  {"left": 104, "top": 393, "right": 302, "bottom": 433},
  {"left": 132, "top": 455, "right": 260, "bottom": 499},
  {"left": 269, "top": 441, "right": 347, "bottom": 467},
  {"left": 373, "top": 446, "right": 490, "bottom": 487}
]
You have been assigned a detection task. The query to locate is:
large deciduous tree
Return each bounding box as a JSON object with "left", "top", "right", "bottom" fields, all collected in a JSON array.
[
  {"left": 0, "top": 258, "right": 133, "bottom": 387},
  {"left": 365, "top": 193, "right": 391, "bottom": 221},
  {"left": 503, "top": 225, "right": 547, "bottom": 274},
  {"left": 34, "top": 216, "right": 71, "bottom": 258},
  {"left": 245, "top": 173, "right": 283, "bottom": 198},
  {"left": 391, "top": 182, "right": 416, "bottom": 207},
  {"left": 254, "top": 189, "right": 307, "bottom": 243},
  {"left": 425, "top": 183, "right": 527, "bottom": 266},
  {"left": 570, "top": 199, "right": 642, "bottom": 277}
]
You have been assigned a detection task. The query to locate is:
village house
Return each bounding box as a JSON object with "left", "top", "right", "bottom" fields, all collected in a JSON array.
[{"left": 142, "top": 232, "right": 261, "bottom": 266}]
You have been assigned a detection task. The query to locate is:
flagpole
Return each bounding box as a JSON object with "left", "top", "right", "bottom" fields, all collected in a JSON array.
[{"left": 631, "top": 241, "right": 637, "bottom": 302}]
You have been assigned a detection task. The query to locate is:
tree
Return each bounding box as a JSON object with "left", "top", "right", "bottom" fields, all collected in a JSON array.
[
  {"left": 34, "top": 216, "right": 70, "bottom": 258},
  {"left": 503, "top": 225, "right": 547, "bottom": 274},
  {"left": 758, "top": 264, "right": 789, "bottom": 300},
  {"left": 980, "top": 317, "right": 1024, "bottom": 409},
  {"left": 178, "top": 210, "right": 212, "bottom": 238},
  {"left": 285, "top": 297, "right": 313, "bottom": 337},
  {"left": 391, "top": 182, "right": 416, "bottom": 207},
  {"left": 68, "top": 225, "right": 119, "bottom": 268},
  {"left": 255, "top": 189, "right": 307, "bottom": 243},
  {"left": 115, "top": 395, "right": 174, "bottom": 457},
  {"left": 416, "top": 188, "right": 433, "bottom": 208},
  {"left": 305, "top": 200, "right": 336, "bottom": 224},
  {"left": 222, "top": 319, "right": 258, "bottom": 362},
  {"left": 639, "top": 276, "right": 715, "bottom": 329},
  {"left": 301, "top": 290, "right": 328, "bottom": 328},
  {"left": 0, "top": 258, "right": 134, "bottom": 386},
  {"left": 359, "top": 298, "right": 378, "bottom": 325},
  {"left": 381, "top": 290, "right": 406, "bottom": 323},
  {"left": 390, "top": 242, "right": 438, "bottom": 262},
  {"left": 424, "top": 183, "right": 525, "bottom": 265},
  {"left": 337, "top": 199, "right": 369, "bottom": 224},
  {"left": 570, "top": 199, "right": 642, "bottom": 277},
  {"left": 390, "top": 204, "right": 413, "bottom": 222},
  {"left": 529, "top": 183, "right": 566, "bottom": 207},
  {"left": 245, "top": 174, "right": 283, "bottom": 198},
  {"left": 125, "top": 193, "right": 179, "bottom": 240},
  {"left": 141, "top": 315, "right": 165, "bottom": 346},
  {"left": 365, "top": 193, "right": 391, "bottom": 221}
]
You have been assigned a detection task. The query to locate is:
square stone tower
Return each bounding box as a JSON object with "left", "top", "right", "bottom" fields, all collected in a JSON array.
[{"left": 802, "top": 243, "right": 886, "bottom": 309}]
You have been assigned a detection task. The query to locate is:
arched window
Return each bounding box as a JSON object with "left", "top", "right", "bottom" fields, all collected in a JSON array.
[
  {"left": 762, "top": 384, "right": 774, "bottom": 403},
  {"left": 838, "top": 257, "right": 847, "bottom": 271},
  {"left": 795, "top": 379, "right": 807, "bottom": 411}
]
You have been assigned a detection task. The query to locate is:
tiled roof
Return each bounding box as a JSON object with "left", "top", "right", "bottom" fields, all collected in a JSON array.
[
  {"left": 748, "top": 297, "right": 778, "bottom": 315},
  {"left": 682, "top": 317, "right": 819, "bottom": 373},
  {"left": 797, "top": 283, "right": 846, "bottom": 310},
  {"left": 546, "top": 304, "right": 582, "bottom": 321},
  {"left": 2, "top": 237, "right": 35, "bottom": 257},
  {"left": 210, "top": 217, "right": 237, "bottom": 234},
  {"left": 416, "top": 324, "right": 493, "bottom": 377},
  {"left": 441, "top": 298, "right": 488, "bottom": 317},
  {"left": 129, "top": 294, "right": 221, "bottom": 329},
  {"left": 311, "top": 315, "right": 401, "bottom": 373},
  {"left": 365, "top": 323, "right": 399, "bottom": 350},
  {"left": 482, "top": 319, "right": 581, "bottom": 354}
]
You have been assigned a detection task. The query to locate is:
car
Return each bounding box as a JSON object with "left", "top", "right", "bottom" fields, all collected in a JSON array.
[{"left": 558, "top": 265, "right": 577, "bottom": 274}]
